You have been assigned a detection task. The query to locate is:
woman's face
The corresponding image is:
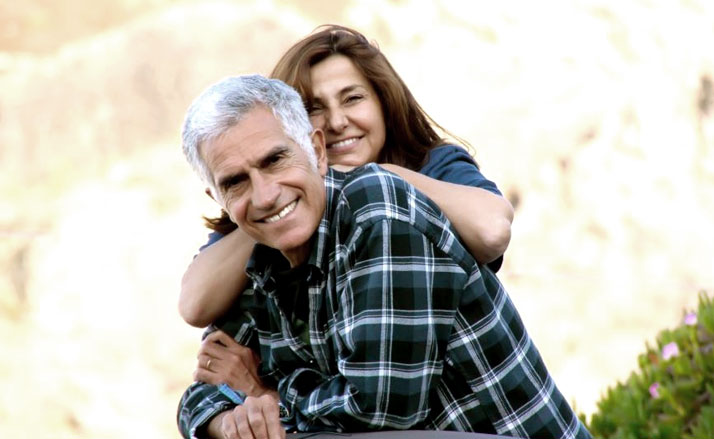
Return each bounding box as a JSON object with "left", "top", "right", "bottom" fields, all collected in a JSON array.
[{"left": 308, "top": 54, "right": 387, "bottom": 167}]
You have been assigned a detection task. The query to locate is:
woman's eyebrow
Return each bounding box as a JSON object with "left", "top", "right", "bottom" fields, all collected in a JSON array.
[
  {"left": 313, "top": 84, "right": 366, "bottom": 101},
  {"left": 338, "top": 84, "right": 365, "bottom": 95}
]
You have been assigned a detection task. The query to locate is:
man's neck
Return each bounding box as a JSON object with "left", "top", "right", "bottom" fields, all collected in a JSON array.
[{"left": 282, "top": 242, "right": 312, "bottom": 268}]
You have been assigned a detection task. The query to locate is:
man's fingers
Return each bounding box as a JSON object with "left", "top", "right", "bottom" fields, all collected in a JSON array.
[
  {"left": 220, "top": 408, "right": 240, "bottom": 439},
  {"left": 207, "top": 336, "right": 256, "bottom": 363},
  {"left": 212, "top": 329, "right": 238, "bottom": 347},
  {"left": 196, "top": 354, "right": 211, "bottom": 368},
  {"left": 203, "top": 329, "right": 225, "bottom": 343},
  {"left": 201, "top": 338, "right": 240, "bottom": 360},
  {"left": 216, "top": 396, "right": 283, "bottom": 439},
  {"left": 246, "top": 399, "right": 269, "bottom": 439},
  {"left": 260, "top": 396, "right": 285, "bottom": 439},
  {"left": 233, "top": 405, "right": 254, "bottom": 439},
  {"left": 193, "top": 368, "right": 219, "bottom": 385}
]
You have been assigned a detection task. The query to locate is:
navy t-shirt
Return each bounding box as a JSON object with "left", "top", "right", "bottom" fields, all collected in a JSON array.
[{"left": 200, "top": 144, "right": 504, "bottom": 271}]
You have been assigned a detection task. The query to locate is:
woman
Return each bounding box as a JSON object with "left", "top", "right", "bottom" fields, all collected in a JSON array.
[{"left": 183, "top": 27, "right": 514, "bottom": 380}]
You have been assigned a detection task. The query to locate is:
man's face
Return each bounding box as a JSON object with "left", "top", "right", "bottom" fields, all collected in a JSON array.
[{"left": 202, "top": 105, "right": 328, "bottom": 266}]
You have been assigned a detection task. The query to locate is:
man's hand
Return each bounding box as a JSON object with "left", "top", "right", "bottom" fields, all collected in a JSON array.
[
  {"left": 195, "top": 330, "right": 266, "bottom": 396},
  {"left": 208, "top": 394, "right": 285, "bottom": 439}
]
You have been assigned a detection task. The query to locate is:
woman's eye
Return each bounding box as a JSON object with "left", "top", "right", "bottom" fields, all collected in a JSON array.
[
  {"left": 308, "top": 104, "right": 324, "bottom": 114},
  {"left": 345, "top": 94, "right": 363, "bottom": 103}
]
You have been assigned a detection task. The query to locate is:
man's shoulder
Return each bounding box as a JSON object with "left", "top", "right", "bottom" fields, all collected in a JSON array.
[
  {"left": 329, "top": 164, "right": 473, "bottom": 266},
  {"left": 337, "top": 163, "right": 433, "bottom": 222}
]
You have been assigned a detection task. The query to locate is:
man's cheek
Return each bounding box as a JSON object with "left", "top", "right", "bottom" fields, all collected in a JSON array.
[{"left": 223, "top": 200, "right": 238, "bottom": 224}]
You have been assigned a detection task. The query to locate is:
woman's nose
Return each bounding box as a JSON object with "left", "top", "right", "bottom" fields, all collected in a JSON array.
[{"left": 326, "top": 108, "right": 348, "bottom": 132}]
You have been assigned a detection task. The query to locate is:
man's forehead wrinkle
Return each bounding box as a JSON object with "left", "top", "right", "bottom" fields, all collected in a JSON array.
[{"left": 213, "top": 142, "right": 289, "bottom": 180}]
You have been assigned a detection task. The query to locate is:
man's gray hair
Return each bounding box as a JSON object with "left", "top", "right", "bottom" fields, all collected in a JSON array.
[{"left": 181, "top": 74, "right": 316, "bottom": 192}]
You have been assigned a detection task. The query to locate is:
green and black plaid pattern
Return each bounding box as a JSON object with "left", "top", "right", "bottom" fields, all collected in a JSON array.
[{"left": 178, "top": 165, "right": 590, "bottom": 439}]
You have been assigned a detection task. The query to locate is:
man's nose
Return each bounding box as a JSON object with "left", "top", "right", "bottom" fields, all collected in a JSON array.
[{"left": 249, "top": 174, "right": 280, "bottom": 209}]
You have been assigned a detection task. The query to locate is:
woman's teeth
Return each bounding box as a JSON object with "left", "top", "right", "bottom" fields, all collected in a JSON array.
[
  {"left": 330, "top": 137, "right": 358, "bottom": 149},
  {"left": 265, "top": 200, "right": 297, "bottom": 223}
]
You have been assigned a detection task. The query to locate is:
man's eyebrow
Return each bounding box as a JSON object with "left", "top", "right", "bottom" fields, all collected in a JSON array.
[
  {"left": 258, "top": 145, "right": 290, "bottom": 167},
  {"left": 217, "top": 171, "right": 246, "bottom": 193},
  {"left": 216, "top": 145, "right": 291, "bottom": 191}
]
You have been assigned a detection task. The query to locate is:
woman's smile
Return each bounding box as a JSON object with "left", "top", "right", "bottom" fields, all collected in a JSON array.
[{"left": 327, "top": 136, "right": 360, "bottom": 151}]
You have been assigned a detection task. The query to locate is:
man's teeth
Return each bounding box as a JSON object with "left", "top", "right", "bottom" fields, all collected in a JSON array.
[
  {"left": 264, "top": 201, "right": 297, "bottom": 223},
  {"left": 330, "top": 138, "right": 358, "bottom": 149}
]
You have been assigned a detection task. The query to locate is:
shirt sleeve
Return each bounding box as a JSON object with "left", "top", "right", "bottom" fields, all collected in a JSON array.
[
  {"left": 197, "top": 231, "right": 225, "bottom": 253},
  {"left": 420, "top": 145, "right": 502, "bottom": 196},
  {"left": 420, "top": 145, "right": 505, "bottom": 273},
  {"left": 277, "top": 219, "right": 468, "bottom": 431},
  {"left": 177, "top": 381, "right": 236, "bottom": 439},
  {"left": 176, "top": 298, "right": 261, "bottom": 439}
]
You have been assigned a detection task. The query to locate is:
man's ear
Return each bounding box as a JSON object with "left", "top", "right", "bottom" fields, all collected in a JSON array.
[
  {"left": 311, "top": 128, "right": 328, "bottom": 176},
  {"left": 204, "top": 187, "right": 216, "bottom": 202}
]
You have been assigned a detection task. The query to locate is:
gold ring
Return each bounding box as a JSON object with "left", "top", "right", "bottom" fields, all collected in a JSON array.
[{"left": 206, "top": 359, "right": 212, "bottom": 370}]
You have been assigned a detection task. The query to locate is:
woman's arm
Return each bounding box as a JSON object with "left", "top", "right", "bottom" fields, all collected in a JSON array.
[
  {"left": 380, "top": 163, "right": 514, "bottom": 264},
  {"left": 179, "top": 228, "right": 256, "bottom": 327}
]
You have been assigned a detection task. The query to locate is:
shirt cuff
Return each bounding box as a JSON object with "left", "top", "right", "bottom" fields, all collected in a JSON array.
[{"left": 189, "top": 400, "right": 235, "bottom": 439}]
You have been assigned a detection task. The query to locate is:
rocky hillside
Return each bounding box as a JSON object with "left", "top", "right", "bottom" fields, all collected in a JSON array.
[{"left": 1, "top": 1, "right": 713, "bottom": 438}]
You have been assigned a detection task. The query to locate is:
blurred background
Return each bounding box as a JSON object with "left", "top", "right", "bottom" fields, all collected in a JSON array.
[{"left": 1, "top": 0, "right": 713, "bottom": 437}]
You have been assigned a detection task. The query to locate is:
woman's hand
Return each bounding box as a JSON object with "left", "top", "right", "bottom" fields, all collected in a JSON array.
[{"left": 195, "top": 330, "right": 266, "bottom": 397}]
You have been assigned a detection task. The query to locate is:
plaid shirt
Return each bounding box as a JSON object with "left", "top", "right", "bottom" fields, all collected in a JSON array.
[{"left": 178, "top": 165, "right": 591, "bottom": 439}]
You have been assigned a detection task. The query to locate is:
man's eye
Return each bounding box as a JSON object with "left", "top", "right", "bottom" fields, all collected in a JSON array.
[
  {"left": 220, "top": 175, "right": 246, "bottom": 194},
  {"left": 264, "top": 152, "right": 286, "bottom": 167}
]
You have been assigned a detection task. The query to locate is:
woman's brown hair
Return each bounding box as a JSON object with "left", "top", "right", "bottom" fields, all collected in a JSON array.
[{"left": 205, "top": 24, "right": 463, "bottom": 233}]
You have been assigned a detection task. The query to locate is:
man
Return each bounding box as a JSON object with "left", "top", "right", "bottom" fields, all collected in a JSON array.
[{"left": 177, "top": 75, "right": 591, "bottom": 439}]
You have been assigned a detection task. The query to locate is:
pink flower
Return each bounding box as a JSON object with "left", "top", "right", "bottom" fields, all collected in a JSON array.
[
  {"left": 649, "top": 382, "right": 660, "bottom": 399},
  {"left": 684, "top": 312, "right": 697, "bottom": 326},
  {"left": 662, "top": 342, "right": 680, "bottom": 360}
]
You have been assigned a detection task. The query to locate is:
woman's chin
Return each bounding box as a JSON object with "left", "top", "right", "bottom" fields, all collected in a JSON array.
[{"left": 328, "top": 155, "right": 362, "bottom": 168}]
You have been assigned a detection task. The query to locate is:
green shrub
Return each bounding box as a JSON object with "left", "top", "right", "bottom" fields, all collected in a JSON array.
[{"left": 586, "top": 291, "right": 714, "bottom": 439}]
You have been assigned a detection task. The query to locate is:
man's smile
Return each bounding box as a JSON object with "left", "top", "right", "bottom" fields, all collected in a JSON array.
[{"left": 262, "top": 200, "right": 298, "bottom": 223}]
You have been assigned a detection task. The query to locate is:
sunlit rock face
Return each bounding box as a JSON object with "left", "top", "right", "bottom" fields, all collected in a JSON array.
[{"left": 1, "top": 1, "right": 713, "bottom": 437}]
